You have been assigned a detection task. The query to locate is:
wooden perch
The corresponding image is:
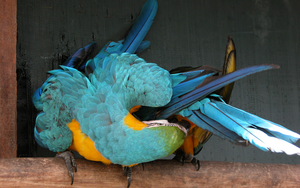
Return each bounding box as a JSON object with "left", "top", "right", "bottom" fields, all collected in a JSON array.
[{"left": 0, "top": 158, "right": 299, "bottom": 187}]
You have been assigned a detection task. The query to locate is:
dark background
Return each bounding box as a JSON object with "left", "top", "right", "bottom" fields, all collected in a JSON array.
[{"left": 17, "top": 0, "right": 300, "bottom": 164}]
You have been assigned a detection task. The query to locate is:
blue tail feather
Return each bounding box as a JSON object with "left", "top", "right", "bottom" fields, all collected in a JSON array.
[
  {"left": 213, "top": 100, "right": 300, "bottom": 144},
  {"left": 177, "top": 95, "right": 300, "bottom": 155},
  {"left": 188, "top": 109, "right": 248, "bottom": 145},
  {"left": 157, "top": 64, "right": 280, "bottom": 119}
]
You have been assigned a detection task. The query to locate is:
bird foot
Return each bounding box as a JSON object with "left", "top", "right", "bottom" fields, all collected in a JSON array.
[
  {"left": 191, "top": 157, "right": 201, "bottom": 171},
  {"left": 173, "top": 154, "right": 187, "bottom": 166},
  {"left": 173, "top": 154, "right": 200, "bottom": 171},
  {"left": 55, "top": 151, "right": 77, "bottom": 185},
  {"left": 123, "top": 166, "right": 132, "bottom": 188}
]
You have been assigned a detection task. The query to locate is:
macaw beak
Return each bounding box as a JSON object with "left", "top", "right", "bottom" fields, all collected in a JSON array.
[{"left": 142, "top": 119, "right": 189, "bottom": 137}]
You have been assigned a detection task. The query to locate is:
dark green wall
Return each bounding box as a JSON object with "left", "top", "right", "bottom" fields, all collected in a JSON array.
[{"left": 17, "top": 0, "right": 300, "bottom": 164}]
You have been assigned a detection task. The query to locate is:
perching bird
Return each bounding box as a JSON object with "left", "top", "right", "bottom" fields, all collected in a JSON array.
[{"left": 32, "top": 0, "right": 300, "bottom": 187}]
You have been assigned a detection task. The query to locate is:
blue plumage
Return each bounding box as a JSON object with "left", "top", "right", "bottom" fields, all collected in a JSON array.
[
  {"left": 181, "top": 104, "right": 246, "bottom": 144},
  {"left": 63, "top": 42, "right": 96, "bottom": 72},
  {"left": 158, "top": 64, "right": 280, "bottom": 119},
  {"left": 34, "top": 67, "right": 89, "bottom": 152},
  {"left": 90, "top": 0, "right": 157, "bottom": 61},
  {"left": 120, "top": 0, "right": 158, "bottom": 53},
  {"left": 178, "top": 97, "right": 300, "bottom": 154},
  {"left": 75, "top": 53, "right": 177, "bottom": 165}
]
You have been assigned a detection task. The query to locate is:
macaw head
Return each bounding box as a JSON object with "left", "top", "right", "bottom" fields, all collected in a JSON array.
[
  {"left": 114, "top": 116, "right": 189, "bottom": 165},
  {"left": 142, "top": 119, "right": 190, "bottom": 136}
]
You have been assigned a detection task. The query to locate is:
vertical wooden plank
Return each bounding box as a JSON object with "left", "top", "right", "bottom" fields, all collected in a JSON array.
[{"left": 0, "top": 0, "right": 17, "bottom": 158}]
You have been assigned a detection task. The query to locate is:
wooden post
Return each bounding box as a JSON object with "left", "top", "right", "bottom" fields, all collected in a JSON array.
[
  {"left": 0, "top": 0, "right": 17, "bottom": 158},
  {"left": 0, "top": 158, "right": 298, "bottom": 187}
]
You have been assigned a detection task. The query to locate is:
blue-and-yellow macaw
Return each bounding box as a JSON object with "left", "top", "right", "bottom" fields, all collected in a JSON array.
[{"left": 32, "top": 0, "right": 300, "bottom": 187}]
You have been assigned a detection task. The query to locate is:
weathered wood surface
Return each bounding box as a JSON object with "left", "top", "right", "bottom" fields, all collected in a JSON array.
[
  {"left": 0, "top": 0, "right": 17, "bottom": 158},
  {"left": 0, "top": 158, "right": 299, "bottom": 187}
]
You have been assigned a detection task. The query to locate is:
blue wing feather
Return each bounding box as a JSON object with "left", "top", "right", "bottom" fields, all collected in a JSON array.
[
  {"left": 157, "top": 64, "right": 280, "bottom": 119},
  {"left": 63, "top": 42, "right": 96, "bottom": 72},
  {"left": 120, "top": 0, "right": 158, "bottom": 53},
  {"left": 172, "top": 72, "right": 215, "bottom": 98},
  {"left": 135, "top": 40, "right": 151, "bottom": 53},
  {"left": 86, "top": 0, "right": 158, "bottom": 75}
]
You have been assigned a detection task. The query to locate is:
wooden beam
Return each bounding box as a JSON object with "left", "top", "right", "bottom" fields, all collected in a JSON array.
[
  {"left": 0, "top": 0, "right": 17, "bottom": 158},
  {"left": 0, "top": 158, "right": 299, "bottom": 187}
]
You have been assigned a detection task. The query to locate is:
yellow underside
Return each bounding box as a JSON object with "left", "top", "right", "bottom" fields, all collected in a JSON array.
[
  {"left": 67, "top": 106, "right": 145, "bottom": 166},
  {"left": 67, "top": 119, "right": 112, "bottom": 165}
]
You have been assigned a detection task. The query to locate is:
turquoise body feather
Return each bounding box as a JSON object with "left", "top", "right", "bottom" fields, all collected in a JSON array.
[
  {"left": 34, "top": 67, "right": 90, "bottom": 152},
  {"left": 74, "top": 54, "right": 182, "bottom": 165}
]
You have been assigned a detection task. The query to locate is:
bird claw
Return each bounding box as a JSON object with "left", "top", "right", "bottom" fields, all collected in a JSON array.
[
  {"left": 173, "top": 154, "right": 200, "bottom": 171},
  {"left": 182, "top": 158, "right": 185, "bottom": 166},
  {"left": 123, "top": 166, "right": 132, "bottom": 188},
  {"left": 55, "top": 151, "right": 77, "bottom": 185},
  {"left": 173, "top": 154, "right": 184, "bottom": 164},
  {"left": 191, "top": 157, "right": 201, "bottom": 171}
]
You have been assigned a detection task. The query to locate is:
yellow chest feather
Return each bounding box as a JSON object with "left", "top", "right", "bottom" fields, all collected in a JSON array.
[{"left": 67, "top": 119, "right": 112, "bottom": 165}]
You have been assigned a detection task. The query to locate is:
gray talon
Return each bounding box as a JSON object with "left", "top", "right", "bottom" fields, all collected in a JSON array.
[
  {"left": 56, "top": 151, "right": 77, "bottom": 185},
  {"left": 191, "top": 157, "right": 201, "bottom": 171},
  {"left": 123, "top": 167, "right": 132, "bottom": 188}
]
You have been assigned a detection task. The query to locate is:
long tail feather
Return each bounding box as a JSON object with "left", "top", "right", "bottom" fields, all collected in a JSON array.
[
  {"left": 218, "top": 36, "right": 236, "bottom": 103},
  {"left": 187, "top": 109, "right": 248, "bottom": 145},
  {"left": 214, "top": 100, "right": 300, "bottom": 144},
  {"left": 191, "top": 98, "right": 300, "bottom": 155},
  {"left": 120, "top": 0, "right": 158, "bottom": 53},
  {"left": 157, "top": 64, "right": 279, "bottom": 118}
]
